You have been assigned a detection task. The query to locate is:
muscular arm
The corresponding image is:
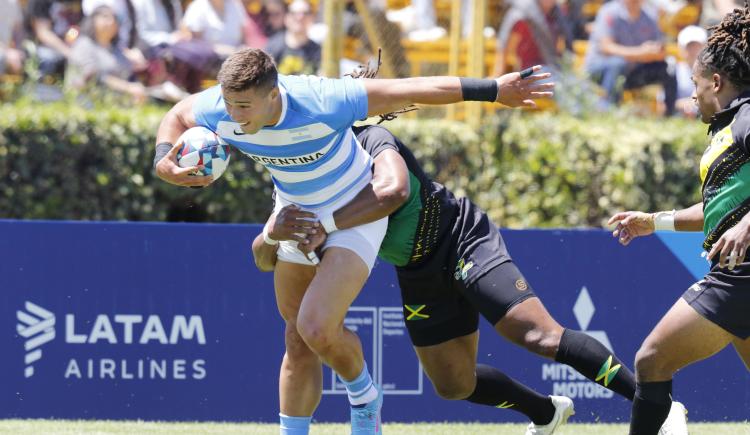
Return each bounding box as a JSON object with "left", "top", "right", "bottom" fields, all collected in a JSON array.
[
  {"left": 675, "top": 202, "right": 704, "bottom": 232},
  {"left": 361, "top": 67, "right": 553, "bottom": 117},
  {"left": 154, "top": 94, "right": 213, "bottom": 186},
  {"left": 331, "top": 149, "right": 410, "bottom": 229}
]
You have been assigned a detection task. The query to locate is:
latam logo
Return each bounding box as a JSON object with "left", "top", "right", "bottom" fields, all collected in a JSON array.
[
  {"left": 16, "top": 301, "right": 56, "bottom": 378},
  {"left": 16, "top": 301, "right": 207, "bottom": 380}
]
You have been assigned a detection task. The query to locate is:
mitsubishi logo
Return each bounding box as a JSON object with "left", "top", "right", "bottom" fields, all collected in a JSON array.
[
  {"left": 17, "top": 301, "right": 56, "bottom": 378},
  {"left": 573, "top": 287, "right": 613, "bottom": 351}
]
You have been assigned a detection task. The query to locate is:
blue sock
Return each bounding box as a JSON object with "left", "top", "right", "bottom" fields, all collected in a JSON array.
[
  {"left": 279, "top": 413, "right": 311, "bottom": 435},
  {"left": 338, "top": 363, "right": 378, "bottom": 406}
]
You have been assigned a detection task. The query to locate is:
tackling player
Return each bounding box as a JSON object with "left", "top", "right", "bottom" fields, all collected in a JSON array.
[{"left": 255, "top": 124, "right": 688, "bottom": 435}]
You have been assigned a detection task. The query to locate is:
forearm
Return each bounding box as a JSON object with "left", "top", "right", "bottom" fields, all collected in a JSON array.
[
  {"left": 251, "top": 233, "right": 278, "bottom": 272},
  {"left": 674, "top": 202, "right": 704, "bottom": 231},
  {"left": 35, "top": 26, "right": 71, "bottom": 58},
  {"left": 328, "top": 149, "right": 409, "bottom": 230},
  {"left": 332, "top": 183, "right": 405, "bottom": 230},
  {"left": 363, "top": 77, "right": 463, "bottom": 117}
]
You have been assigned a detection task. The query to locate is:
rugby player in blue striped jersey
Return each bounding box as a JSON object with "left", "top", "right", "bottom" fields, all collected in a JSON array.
[{"left": 153, "top": 48, "right": 553, "bottom": 435}]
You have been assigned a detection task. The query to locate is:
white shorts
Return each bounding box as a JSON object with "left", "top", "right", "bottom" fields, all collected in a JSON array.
[{"left": 273, "top": 194, "right": 388, "bottom": 273}]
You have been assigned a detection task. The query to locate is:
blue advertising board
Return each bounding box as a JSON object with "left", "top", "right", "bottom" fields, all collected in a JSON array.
[{"left": 1, "top": 220, "right": 747, "bottom": 423}]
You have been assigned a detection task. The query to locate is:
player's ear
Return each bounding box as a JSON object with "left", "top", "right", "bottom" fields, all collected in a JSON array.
[{"left": 267, "top": 86, "right": 280, "bottom": 101}]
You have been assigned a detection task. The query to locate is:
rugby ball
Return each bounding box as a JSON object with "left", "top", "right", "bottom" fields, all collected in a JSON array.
[{"left": 176, "top": 126, "right": 231, "bottom": 180}]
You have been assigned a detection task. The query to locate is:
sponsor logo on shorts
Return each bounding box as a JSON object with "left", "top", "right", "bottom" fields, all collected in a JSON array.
[
  {"left": 404, "top": 305, "right": 429, "bottom": 321},
  {"left": 515, "top": 279, "right": 528, "bottom": 291},
  {"left": 689, "top": 280, "right": 706, "bottom": 292},
  {"left": 454, "top": 258, "right": 474, "bottom": 281}
]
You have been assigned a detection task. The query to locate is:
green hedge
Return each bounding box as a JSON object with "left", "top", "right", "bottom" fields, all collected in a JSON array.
[{"left": 0, "top": 101, "right": 708, "bottom": 227}]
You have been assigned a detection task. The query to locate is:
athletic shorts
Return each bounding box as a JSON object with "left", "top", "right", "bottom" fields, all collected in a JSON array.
[
  {"left": 397, "top": 198, "right": 536, "bottom": 347},
  {"left": 273, "top": 192, "right": 387, "bottom": 273},
  {"left": 682, "top": 260, "right": 750, "bottom": 339}
]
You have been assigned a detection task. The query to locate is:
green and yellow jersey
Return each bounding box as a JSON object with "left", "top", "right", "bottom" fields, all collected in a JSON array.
[
  {"left": 353, "top": 125, "right": 459, "bottom": 267},
  {"left": 700, "top": 92, "right": 750, "bottom": 250}
]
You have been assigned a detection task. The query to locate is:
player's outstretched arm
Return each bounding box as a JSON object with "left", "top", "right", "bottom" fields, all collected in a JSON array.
[
  {"left": 608, "top": 202, "right": 704, "bottom": 246},
  {"left": 361, "top": 65, "right": 554, "bottom": 118},
  {"left": 153, "top": 94, "right": 213, "bottom": 187}
]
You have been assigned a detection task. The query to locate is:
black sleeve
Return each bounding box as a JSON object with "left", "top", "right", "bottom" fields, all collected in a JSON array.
[{"left": 353, "top": 125, "right": 399, "bottom": 160}]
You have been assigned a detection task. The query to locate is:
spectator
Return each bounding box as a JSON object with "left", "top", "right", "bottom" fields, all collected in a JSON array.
[
  {"left": 25, "top": 0, "right": 82, "bottom": 77},
  {"left": 584, "top": 0, "right": 677, "bottom": 115},
  {"left": 494, "top": 0, "right": 573, "bottom": 76},
  {"left": 82, "top": 0, "right": 148, "bottom": 73},
  {"left": 265, "top": 0, "right": 321, "bottom": 75},
  {"left": 0, "top": 0, "right": 25, "bottom": 75},
  {"left": 130, "top": 0, "right": 214, "bottom": 94},
  {"left": 130, "top": 0, "right": 184, "bottom": 50},
  {"left": 262, "top": 0, "right": 287, "bottom": 39},
  {"left": 65, "top": 5, "right": 147, "bottom": 104},
  {"left": 182, "top": 0, "right": 250, "bottom": 59},
  {"left": 674, "top": 25, "right": 707, "bottom": 116}
]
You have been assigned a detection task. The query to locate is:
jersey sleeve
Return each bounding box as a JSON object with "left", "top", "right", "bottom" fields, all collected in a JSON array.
[
  {"left": 299, "top": 75, "right": 368, "bottom": 129},
  {"left": 355, "top": 125, "right": 399, "bottom": 159},
  {"left": 192, "top": 85, "right": 225, "bottom": 130}
]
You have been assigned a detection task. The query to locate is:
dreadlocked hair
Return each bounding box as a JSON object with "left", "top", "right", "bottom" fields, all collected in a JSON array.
[
  {"left": 698, "top": 0, "right": 750, "bottom": 89},
  {"left": 346, "top": 49, "right": 418, "bottom": 124}
]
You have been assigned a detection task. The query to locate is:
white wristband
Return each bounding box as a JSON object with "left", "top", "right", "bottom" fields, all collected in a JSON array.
[
  {"left": 262, "top": 225, "right": 279, "bottom": 245},
  {"left": 653, "top": 210, "right": 676, "bottom": 231},
  {"left": 320, "top": 213, "right": 338, "bottom": 234}
]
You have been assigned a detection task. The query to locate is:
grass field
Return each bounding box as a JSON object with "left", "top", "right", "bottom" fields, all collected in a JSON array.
[{"left": 1, "top": 420, "right": 748, "bottom": 435}]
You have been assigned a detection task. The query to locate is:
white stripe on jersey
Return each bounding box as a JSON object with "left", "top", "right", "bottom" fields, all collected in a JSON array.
[
  {"left": 215, "top": 120, "right": 334, "bottom": 147},
  {"left": 236, "top": 129, "right": 354, "bottom": 183},
  {"left": 276, "top": 146, "right": 372, "bottom": 208}
]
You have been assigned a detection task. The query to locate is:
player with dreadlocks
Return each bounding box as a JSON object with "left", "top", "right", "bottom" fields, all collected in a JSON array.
[
  {"left": 609, "top": 3, "right": 750, "bottom": 434},
  {"left": 254, "top": 55, "right": 687, "bottom": 435}
]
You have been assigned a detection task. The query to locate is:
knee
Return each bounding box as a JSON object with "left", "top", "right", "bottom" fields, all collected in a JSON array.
[
  {"left": 431, "top": 378, "right": 475, "bottom": 401},
  {"left": 284, "top": 320, "right": 317, "bottom": 362},
  {"left": 635, "top": 344, "right": 673, "bottom": 381},
  {"left": 296, "top": 313, "right": 336, "bottom": 353},
  {"left": 520, "top": 327, "right": 562, "bottom": 359}
]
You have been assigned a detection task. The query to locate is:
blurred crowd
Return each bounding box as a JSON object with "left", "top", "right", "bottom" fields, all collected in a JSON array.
[{"left": 0, "top": 0, "right": 742, "bottom": 115}]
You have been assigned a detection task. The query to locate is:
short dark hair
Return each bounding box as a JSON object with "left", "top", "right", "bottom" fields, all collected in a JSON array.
[
  {"left": 217, "top": 48, "right": 278, "bottom": 93},
  {"left": 696, "top": 1, "right": 750, "bottom": 89}
]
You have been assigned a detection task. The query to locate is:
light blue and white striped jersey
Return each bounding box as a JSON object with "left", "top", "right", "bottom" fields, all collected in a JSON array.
[{"left": 193, "top": 74, "right": 372, "bottom": 209}]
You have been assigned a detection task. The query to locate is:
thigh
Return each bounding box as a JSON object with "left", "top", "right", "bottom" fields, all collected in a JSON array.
[
  {"left": 274, "top": 260, "right": 316, "bottom": 321},
  {"left": 463, "top": 261, "right": 538, "bottom": 326},
  {"left": 298, "top": 247, "right": 369, "bottom": 327},
  {"left": 732, "top": 337, "right": 750, "bottom": 372},
  {"left": 640, "top": 298, "right": 735, "bottom": 377},
  {"left": 414, "top": 331, "right": 479, "bottom": 387},
  {"left": 495, "top": 297, "right": 563, "bottom": 352}
]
